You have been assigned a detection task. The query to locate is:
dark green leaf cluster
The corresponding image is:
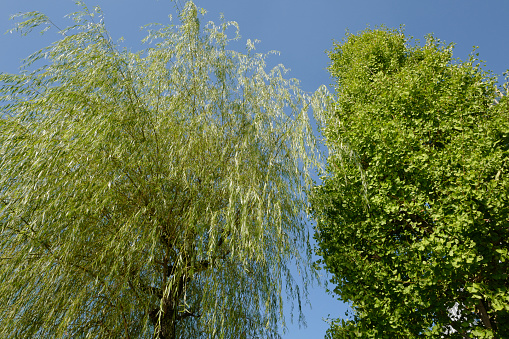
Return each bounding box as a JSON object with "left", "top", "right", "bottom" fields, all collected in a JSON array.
[{"left": 312, "top": 27, "right": 509, "bottom": 338}]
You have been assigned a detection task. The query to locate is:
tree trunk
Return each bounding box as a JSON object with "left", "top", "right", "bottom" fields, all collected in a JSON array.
[{"left": 149, "top": 297, "right": 178, "bottom": 339}]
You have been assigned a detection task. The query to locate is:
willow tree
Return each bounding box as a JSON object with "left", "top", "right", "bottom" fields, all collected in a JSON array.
[
  {"left": 312, "top": 27, "right": 509, "bottom": 338},
  {"left": 0, "top": 2, "right": 328, "bottom": 338}
]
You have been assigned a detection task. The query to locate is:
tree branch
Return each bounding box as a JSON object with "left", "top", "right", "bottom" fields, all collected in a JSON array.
[{"left": 477, "top": 298, "right": 493, "bottom": 330}]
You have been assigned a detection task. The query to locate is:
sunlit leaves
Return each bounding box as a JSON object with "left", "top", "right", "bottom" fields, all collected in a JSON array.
[
  {"left": 313, "top": 27, "right": 509, "bottom": 338},
  {"left": 0, "top": 1, "right": 328, "bottom": 338}
]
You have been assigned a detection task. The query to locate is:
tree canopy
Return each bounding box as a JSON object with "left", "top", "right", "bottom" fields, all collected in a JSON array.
[
  {"left": 312, "top": 27, "right": 509, "bottom": 338},
  {"left": 0, "top": 1, "right": 329, "bottom": 338}
]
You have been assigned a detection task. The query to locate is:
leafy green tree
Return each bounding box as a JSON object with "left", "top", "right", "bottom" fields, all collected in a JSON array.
[
  {"left": 0, "top": 2, "right": 328, "bottom": 338},
  {"left": 311, "top": 27, "right": 509, "bottom": 338}
]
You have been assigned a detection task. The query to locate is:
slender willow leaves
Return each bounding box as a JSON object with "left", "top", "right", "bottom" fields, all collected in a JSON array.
[{"left": 0, "top": 2, "right": 328, "bottom": 338}]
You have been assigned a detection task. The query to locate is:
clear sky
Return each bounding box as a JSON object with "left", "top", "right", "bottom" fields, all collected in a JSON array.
[{"left": 1, "top": 1, "right": 508, "bottom": 338}]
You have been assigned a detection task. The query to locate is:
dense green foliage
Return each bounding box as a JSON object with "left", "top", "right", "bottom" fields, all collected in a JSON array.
[
  {"left": 312, "top": 27, "right": 509, "bottom": 338},
  {"left": 0, "top": 2, "right": 328, "bottom": 338}
]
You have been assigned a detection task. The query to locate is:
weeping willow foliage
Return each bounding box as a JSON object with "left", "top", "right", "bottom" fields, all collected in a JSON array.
[{"left": 0, "top": 2, "right": 329, "bottom": 338}]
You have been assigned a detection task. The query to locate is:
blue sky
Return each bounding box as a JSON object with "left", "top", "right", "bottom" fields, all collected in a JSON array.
[{"left": 1, "top": 1, "right": 508, "bottom": 338}]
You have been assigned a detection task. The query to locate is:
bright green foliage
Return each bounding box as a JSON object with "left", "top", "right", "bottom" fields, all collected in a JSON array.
[
  {"left": 312, "top": 27, "right": 509, "bottom": 338},
  {"left": 0, "top": 2, "right": 328, "bottom": 338}
]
